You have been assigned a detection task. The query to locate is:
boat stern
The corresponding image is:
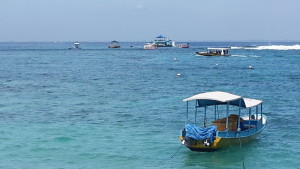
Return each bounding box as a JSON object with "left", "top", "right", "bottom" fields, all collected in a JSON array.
[
  {"left": 179, "top": 135, "right": 222, "bottom": 152},
  {"left": 179, "top": 130, "right": 221, "bottom": 152}
]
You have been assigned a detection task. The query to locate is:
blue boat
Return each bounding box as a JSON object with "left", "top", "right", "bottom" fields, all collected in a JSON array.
[{"left": 179, "top": 91, "right": 267, "bottom": 152}]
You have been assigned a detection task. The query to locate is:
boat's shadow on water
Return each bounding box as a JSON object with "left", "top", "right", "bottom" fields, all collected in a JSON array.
[{"left": 181, "top": 143, "right": 256, "bottom": 168}]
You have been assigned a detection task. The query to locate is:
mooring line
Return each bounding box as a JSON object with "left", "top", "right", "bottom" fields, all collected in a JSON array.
[
  {"left": 238, "top": 136, "right": 246, "bottom": 169},
  {"left": 170, "top": 144, "right": 183, "bottom": 158}
]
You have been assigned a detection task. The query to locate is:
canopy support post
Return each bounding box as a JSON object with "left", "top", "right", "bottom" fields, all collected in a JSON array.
[
  {"left": 226, "top": 102, "right": 229, "bottom": 131},
  {"left": 195, "top": 101, "right": 197, "bottom": 125},
  {"left": 238, "top": 99, "right": 241, "bottom": 131},
  {"left": 248, "top": 108, "right": 251, "bottom": 133},
  {"left": 261, "top": 103, "right": 263, "bottom": 126},
  {"left": 185, "top": 101, "right": 189, "bottom": 126},
  {"left": 217, "top": 105, "right": 219, "bottom": 119},
  {"left": 214, "top": 105, "right": 216, "bottom": 121},
  {"left": 204, "top": 106, "right": 207, "bottom": 127},
  {"left": 256, "top": 106, "right": 258, "bottom": 131}
]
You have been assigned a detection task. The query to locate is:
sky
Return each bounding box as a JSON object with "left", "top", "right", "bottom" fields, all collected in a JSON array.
[{"left": 1, "top": 0, "right": 300, "bottom": 42}]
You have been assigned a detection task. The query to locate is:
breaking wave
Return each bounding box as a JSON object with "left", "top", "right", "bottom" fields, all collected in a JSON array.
[{"left": 231, "top": 45, "right": 300, "bottom": 50}]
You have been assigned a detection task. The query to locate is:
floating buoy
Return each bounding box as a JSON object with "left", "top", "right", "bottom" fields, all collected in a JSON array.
[
  {"left": 174, "top": 58, "right": 177, "bottom": 61},
  {"left": 248, "top": 65, "right": 253, "bottom": 69},
  {"left": 216, "top": 63, "right": 219, "bottom": 66}
]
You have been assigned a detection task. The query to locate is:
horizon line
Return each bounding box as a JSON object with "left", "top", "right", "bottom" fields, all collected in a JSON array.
[{"left": 1, "top": 40, "right": 300, "bottom": 43}]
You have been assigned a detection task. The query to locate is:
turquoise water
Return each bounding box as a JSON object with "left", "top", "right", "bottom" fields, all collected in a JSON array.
[{"left": 0, "top": 42, "right": 299, "bottom": 168}]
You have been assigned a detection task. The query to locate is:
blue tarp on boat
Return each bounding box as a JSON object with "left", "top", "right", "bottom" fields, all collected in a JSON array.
[{"left": 185, "top": 124, "right": 217, "bottom": 143}]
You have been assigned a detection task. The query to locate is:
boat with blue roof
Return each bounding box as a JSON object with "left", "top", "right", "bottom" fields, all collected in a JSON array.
[
  {"left": 152, "top": 35, "right": 175, "bottom": 47},
  {"left": 179, "top": 91, "right": 267, "bottom": 152}
]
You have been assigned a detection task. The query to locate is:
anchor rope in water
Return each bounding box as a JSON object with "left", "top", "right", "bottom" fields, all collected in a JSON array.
[
  {"left": 238, "top": 136, "right": 246, "bottom": 169},
  {"left": 170, "top": 144, "right": 183, "bottom": 158}
]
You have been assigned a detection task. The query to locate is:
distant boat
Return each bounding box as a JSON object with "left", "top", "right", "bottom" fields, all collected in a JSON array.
[
  {"left": 143, "top": 43, "right": 158, "bottom": 49},
  {"left": 151, "top": 35, "right": 175, "bottom": 47},
  {"left": 69, "top": 41, "right": 81, "bottom": 49},
  {"left": 179, "top": 91, "right": 267, "bottom": 152},
  {"left": 108, "top": 41, "right": 121, "bottom": 48},
  {"left": 196, "top": 47, "right": 230, "bottom": 56},
  {"left": 177, "top": 43, "right": 189, "bottom": 48}
]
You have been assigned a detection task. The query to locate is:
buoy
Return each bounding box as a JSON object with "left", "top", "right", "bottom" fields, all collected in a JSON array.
[
  {"left": 216, "top": 63, "right": 219, "bottom": 66},
  {"left": 174, "top": 58, "right": 177, "bottom": 61},
  {"left": 248, "top": 65, "right": 253, "bottom": 69}
]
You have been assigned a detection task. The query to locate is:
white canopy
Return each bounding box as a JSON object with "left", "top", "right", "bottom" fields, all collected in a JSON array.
[
  {"left": 183, "top": 91, "right": 262, "bottom": 108},
  {"left": 183, "top": 91, "right": 241, "bottom": 102},
  {"left": 243, "top": 98, "right": 263, "bottom": 108}
]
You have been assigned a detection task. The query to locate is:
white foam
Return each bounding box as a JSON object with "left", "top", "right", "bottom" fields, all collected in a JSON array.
[
  {"left": 249, "top": 55, "right": 261, "bottom": 58},
  {"left": 252, "top": 45, "right": 300, "bottom": 50},
  {"left": 230, "top": 46, "right": 244, "bottom": 49},
  {"left": 231, "top": 54, "right": 247, "bottom": 57},
  {"left": 231, "top": 45, "right": 300, "bottom": 50}
]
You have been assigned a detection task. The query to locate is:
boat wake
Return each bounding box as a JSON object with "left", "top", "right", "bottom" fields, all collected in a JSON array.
[
  {"left": 231, "top": 44, "right": 300, "bottom": 50},
  {"left": 231, "top": 55, "right": 261, "bottom": 58},
  {"left": 231, "top": 54, "right": 247, "bottom": 57}
]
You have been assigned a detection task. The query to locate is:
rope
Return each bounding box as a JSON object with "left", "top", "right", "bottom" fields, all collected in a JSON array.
[
  {"left": 170, "top": 144, "right": 183, "bottom": 158},
  {"left": 238, "top": 136, "right": 246, "bottom": 169}
]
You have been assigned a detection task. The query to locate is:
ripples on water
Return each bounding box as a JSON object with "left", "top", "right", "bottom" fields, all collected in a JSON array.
[{"left": 0, "top": 42, "right": 299, "bottom": 168}]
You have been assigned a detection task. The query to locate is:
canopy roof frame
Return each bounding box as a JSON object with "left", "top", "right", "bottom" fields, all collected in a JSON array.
[{"left": 183, "top": 91, "right": 262, "bottom": 108}]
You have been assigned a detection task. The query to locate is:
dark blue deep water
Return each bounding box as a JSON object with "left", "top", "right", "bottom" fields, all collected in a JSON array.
[{"left": 0, "top": 42, "right": 299, "bottom": 168}]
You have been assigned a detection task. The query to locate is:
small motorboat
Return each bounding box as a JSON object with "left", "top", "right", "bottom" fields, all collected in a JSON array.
[
  {"left": 108, "top": 41, "right": 121, "bottom": 48},
  {"left": 69, "top": 41, "right": 81, "bottom": 49},
  {"left": 196, "top": 47, "right": 230, "bottom": 56},
  {"left": 143, "top": 43, "right": 158, "bottom": 49},
  {"left": 179, "top": 91, "right": 267, "bottom": 152},
  {"left": 177, "top": 43, "right": 189, "bottom": 48}
]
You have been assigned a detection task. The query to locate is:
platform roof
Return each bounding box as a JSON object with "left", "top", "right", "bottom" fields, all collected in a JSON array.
[{"left": 183, "top": 91, "right": 262, "bottom": 108}]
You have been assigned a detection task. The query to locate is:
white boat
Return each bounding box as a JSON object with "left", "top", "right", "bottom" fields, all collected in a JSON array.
[
  {"left": 179, "top": 91, "right": 267, "bottom": 152},
  {"left": 177, "top": 43, "right": 190, "bottom": 48},
  {"left": 143, "top": 43, "right": 158, "bottom": 49},
  {"left": 69, "top": 41, "right": 81, "bottom": 49},
  {"left": 196, "top": 47, "right": 230, "bottom": 56}
]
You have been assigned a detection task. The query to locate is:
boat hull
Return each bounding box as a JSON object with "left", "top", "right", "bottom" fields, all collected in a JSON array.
[
  {"left": 180, "top": 131, "right": 261, "bottom": 152},
  {"left": 196, "top": 52, "right": 229, "bottom": 56},
  {"left": 179, "top": 114, "right": 266, "bottom": 152}
]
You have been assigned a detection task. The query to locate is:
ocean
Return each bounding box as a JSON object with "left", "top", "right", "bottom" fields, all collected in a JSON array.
[{"left": 0, "top": 42, "right": 299, "bottom": 168}]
